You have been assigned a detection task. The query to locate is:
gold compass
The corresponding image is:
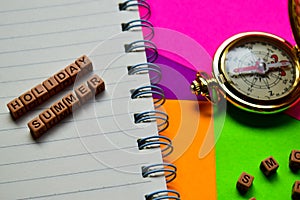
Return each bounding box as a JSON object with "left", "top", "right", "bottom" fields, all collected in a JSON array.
[{"left": 191, "top": 0, "right": 300, "bottom": 113}]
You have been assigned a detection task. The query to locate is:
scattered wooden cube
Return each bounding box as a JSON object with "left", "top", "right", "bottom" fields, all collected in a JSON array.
[
  {"left": 292, "top": 180, "right": 300, "bottom": 200},
  {"left": 28, "top": 117, "right": 47, "bottom": 139},
  {"left": 7, "top": 97, "right": 27, "bottom": 119},
  {"left": 290, "top": 150, "right": 300, "bottom": 173},
  {"left": 260, "top": 156, "right": 279, "bottom": 177},
  {"left": 236, "top": 172, "right": 254, "bottom": 195}
]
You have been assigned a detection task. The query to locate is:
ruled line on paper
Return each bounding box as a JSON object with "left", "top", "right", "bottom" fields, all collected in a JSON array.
[
  {"left": 0, "top": 10, "right": 117, "bottom": 28},
  {"left": 0, "top": 162, "right": 147, "bottom": 185},
  {"left": 0, "top": 24, "right": 119, "bottom": 41},
  {"left": 0, "top": 50, "right": 125, "bottom": 69},
  {"left": 0, "top": 107, "right": 137, "bottom": 133},
  {"left": 0, "top": 126, "right": 139, "bottom": 149},
  {"left": 0, "top": 0, "right": 94, "bottom": 14},
  {"left": 19, "top": 180, "right": 152, "bottom": 200},
  {"left": 0, "top": 64, "right": 127, "bottom": 84},
  {"left": 0, "top": 145, "right": 137, "bottom": 167}
]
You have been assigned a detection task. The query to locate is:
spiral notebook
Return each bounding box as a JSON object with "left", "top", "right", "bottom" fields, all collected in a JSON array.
[{"left": 0, "top": 0, "right": 179, "bottom": 199}]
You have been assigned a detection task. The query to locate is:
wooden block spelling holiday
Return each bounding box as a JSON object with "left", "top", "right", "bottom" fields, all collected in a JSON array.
[
  {"left": 260, "top": 156, "right": 279, "bottom": 177},
  {"left": 7, "top": 55, "right": 93, "bottom": 120},
  {"left": 236, "top": 172, "right": 254, "bottom": 195},
  {"left": 292, "top": 180, "right": 300, "bottom": 200},
  {"left": 28, "top": 74, "right": 105, "bottom": 139},
  {"left": 290, "top": 150, "right": 300, "bottom": 172}
]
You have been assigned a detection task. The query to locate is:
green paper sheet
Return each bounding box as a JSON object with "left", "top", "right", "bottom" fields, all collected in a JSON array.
[{"left": 215, "top": 104, "right": 300, "bottom": 199}]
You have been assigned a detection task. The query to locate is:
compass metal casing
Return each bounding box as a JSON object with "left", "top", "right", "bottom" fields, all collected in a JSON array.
[{"left": 212, "top": 32, "right": 300, "bottom": 113}]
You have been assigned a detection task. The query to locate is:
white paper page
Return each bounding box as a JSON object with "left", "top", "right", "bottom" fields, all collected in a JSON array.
[{"left": 0, "top": 0, "right": 167, "bottom": 199}]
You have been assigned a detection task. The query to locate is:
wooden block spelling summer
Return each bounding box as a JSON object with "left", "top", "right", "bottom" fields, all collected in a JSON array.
[
  {"left": 290, "top": 150, "right": 300, "bottom": 172},
  {"left": 75, "top": 83, "right": 92, "bottom": 104},
  {"left": 87, "top": 74, "right": 105, "bottom": 95},
  {"left": 292, "top": 180, "right": 300, "bottom": 200},
  {"left": 50, "top": 99, "right": 70, "bottom": 121},
  {"left": 39, "top": 108, "right": 58, "bottom": 129},
  {"left": 28, "top": 74, "right": 105, "bottom": 139},
  {"left": 62, "top": 92, "right": 81, "bottom": 113},
  {"left": 236, "top": 172, "right": 254, "bottom": 195},
  {"left": 27, "top": 117, "right": 48, "bottom": 139},
  {"left": 7, "top": 55, "right": 93, "bottom": 120},
  {"left": 260, "top": 156, "right": 279, "bottom": 177}
]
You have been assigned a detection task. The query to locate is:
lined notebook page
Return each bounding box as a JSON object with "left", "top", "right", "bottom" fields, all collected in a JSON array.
[{"left": 0, "top": 0, "right": 166, "bottom": 199}]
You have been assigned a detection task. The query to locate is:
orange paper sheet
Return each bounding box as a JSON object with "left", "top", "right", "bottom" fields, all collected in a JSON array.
[{"left": 159, "top": 99, "right": 217, "bottom": 199}]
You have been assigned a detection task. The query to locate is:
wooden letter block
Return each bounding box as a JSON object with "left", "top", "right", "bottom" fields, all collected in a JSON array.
[
  {"left": 42, "top": 76, "right": 60, "bottom": 96},
  {"left": 290, "top": 150, "right": 300, "bottom": 173},
  {"left": 7, "top": 98, "right": 27, "bottom": 119},
  {"left": 62, "top": 92, "right": 81, "bottom": 112},
  {"left": 39, "top": 109, "right": 58, "bottom": 129},
  {"left": 292, "top": 180, "right": 300, "bottom": 200},
  {"left": 28, "top": 117, "right": 47, "bottom": 139},
  {"left": 50, "top": 100, "right": 70, "bottom": 121},
  {"left": 236, "top": 172, "right": 254, "bottom": 195},
  {"left": 87, "top": 74, "right": 105, "bottom": 96},
  {"left": 31, "top": 84, "right": 49, "bottom": 104},
  {"left": 75, "top": 55, "right": 93, "bottom": 74},
  {"left": 54, "top": 69, "right": 72, "bottom": 90},
  {"left": 19, "top": 90, "right": 38, "bottom": 111},
  {"left": 260, "top": 156, "right": 279, "bottom": 177},
  {"left": 75, "top": 83, "right": 92, "bottom": 104},
  {"left": 65, "top": 63, "right": 81, "bottom": 83}
]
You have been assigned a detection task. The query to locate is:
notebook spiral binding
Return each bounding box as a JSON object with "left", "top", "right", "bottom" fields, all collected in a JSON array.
[{"left": 120, "top": 0, "right": 180, "bottom": 199}]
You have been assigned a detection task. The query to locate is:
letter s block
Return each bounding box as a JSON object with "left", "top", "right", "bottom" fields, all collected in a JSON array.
[
  {"left": 236, "top": 172, "right": 254, "bottom": 195},
  {"left": 28, "top": 117, "right": 47, "bottom": 139}
]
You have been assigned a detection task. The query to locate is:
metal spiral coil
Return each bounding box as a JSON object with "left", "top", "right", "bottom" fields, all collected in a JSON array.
[
  {"left": 134, "top": 110, "right": 169, "bottom": 133},
  {"left": 145, "top": 190, "right": 180, "bottom": 200},
  {"left": 119, "top": 0, "right": 151, "bottom": 20},
  {"left": 137, "top": 135, "right": 173, "bottom": 157},
  {"left": 141, "top": 163, "right": 177, "bottom": 183},
  {"left": 131, "top": 85, "right": 165, "bottom": 108},
  {"left": 121, "top": 19, "right": 154, "bottom": 40},
  {"left": 127, "top": 62, "right": 161, "bottom": 84}
]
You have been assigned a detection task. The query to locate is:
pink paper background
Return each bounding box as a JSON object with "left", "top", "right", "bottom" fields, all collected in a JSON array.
[{"left": 145, "top": 0, "right": 299, "bottom": 119}]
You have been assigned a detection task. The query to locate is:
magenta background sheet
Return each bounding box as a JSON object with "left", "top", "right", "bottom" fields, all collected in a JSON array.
[{"left": 142, "top": 0, "right": 300, "bottom": 119}]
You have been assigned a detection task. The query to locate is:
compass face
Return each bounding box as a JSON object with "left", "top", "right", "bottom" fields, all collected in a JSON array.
[{"left": 223, "top": 39, "right": 296, "bottom": 101}]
